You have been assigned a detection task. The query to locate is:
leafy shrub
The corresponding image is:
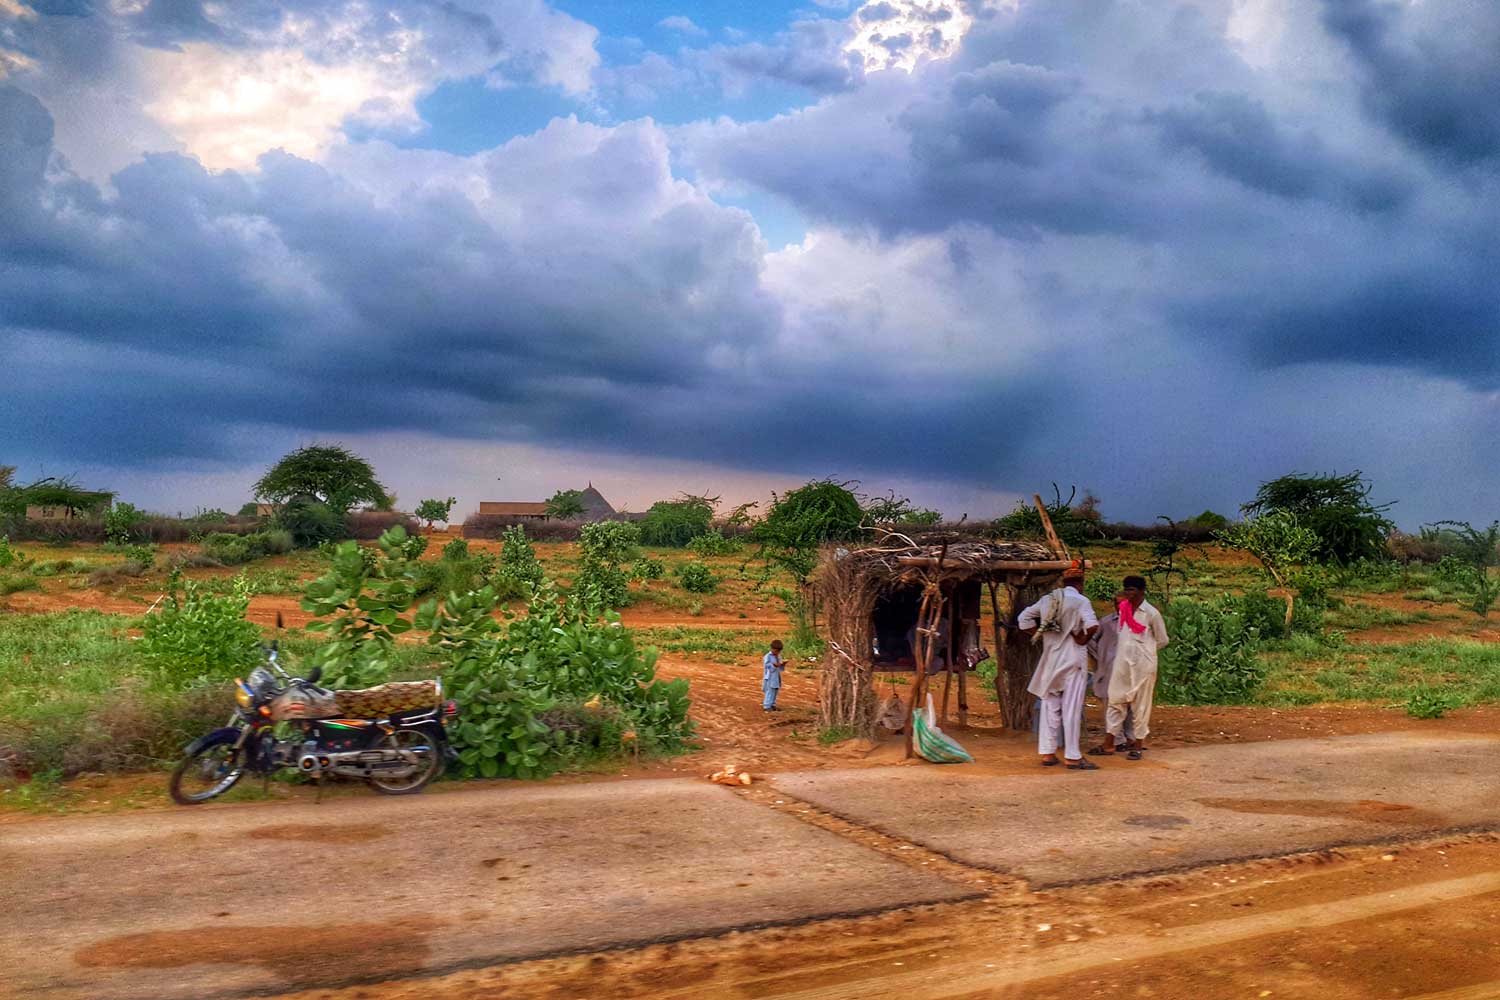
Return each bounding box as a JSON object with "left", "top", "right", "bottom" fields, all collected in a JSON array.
[
  {"left": 196, "top": 527, "right": 286, "bottom": 566},
  {"left": 638, "top": 495, "right": 716, "bottom": 547},
  {"left": 278, "top": 499, "right": 346, "bottom": 547},
  {"left": 1227, "top": 590, "right": 1292, "bottom": 640},
  {"left": 1405, "top": 686, "right": 1458, "bottom": 719},
  {"left": 993, "top": 484, "right": 1100, "bottom": 547},
  {"left": 631, "top": 557, "right": 665, "bottom": 582},
  {"left": 688, "top": 529, "right": 742, "bottom": 556},
  {"left": 139, "top": 573, "right": 263, "bottom": 690},
  {"left": 108, "top": 542, "right": 158, "bottom": 568},
  {"left": 200, "top": 532, "right": 253, "bottom": 565},
  {"left": 573, "top": 521, "right": 641, "bottom": 613},
  {"left": 103, "top": 502, "right": 148, "bottom": 544},
  {"left": 1084, "top": 575, "right": 1120, "bottom": 604},
  {"left": 497, "top": 525, "right": 545, "bottom": 597},
  {"left": 417, "top": 582, "right": 694, "bottom": 779},
  {"left": 415, "top": 537, "right": 499, "bottom": 601},
  {"left": 301, "top": 527, "right": 426, "bottom": 689},
  {"left": 1156, "top": 599, "right": 1264, "bottom": 705},
  {"left": 677, "top": 560, "right": 719, "bottom": 594},
  {"left": 0, "top": 536, "right": 24, "bottom": 569}
]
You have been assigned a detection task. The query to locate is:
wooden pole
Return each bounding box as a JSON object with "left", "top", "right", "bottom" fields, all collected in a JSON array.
[
  {"left": 987, "top": 580, "right": 1006, "bottom": 712},
  {"left": 957, "top": 669, "right": 969, "bottom": 727},
  {"left": 903, "top": 586, "right": 939, "bottom": 759},
  {"left": 1033, "top": 493, "right": 1068, "bottom": 559}
]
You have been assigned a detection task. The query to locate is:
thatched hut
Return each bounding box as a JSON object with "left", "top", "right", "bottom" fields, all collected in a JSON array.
[{"left": 815, "top": 526, "right": 1088, "bottom": 755}]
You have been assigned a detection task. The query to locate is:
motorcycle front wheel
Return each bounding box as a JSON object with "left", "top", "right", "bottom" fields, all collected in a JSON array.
[
  {"left": 169, "top": 734, "right": 246, "bottom": 805},
  {"left": 366, "top": 728, "right": 442, "bottom": 795}
]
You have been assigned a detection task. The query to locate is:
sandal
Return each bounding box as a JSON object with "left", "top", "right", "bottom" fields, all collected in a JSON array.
[
  {"left": 1126, "top": 749, "right": 1143, "bottom": 760},
  {"left": 1066, "top": 759, "right": 1100, "bottom": 771},
  {"left": 1087, "top": 746, "right": 1115, "bottom": 756},
  {"left": 1041, "top": 757, "right": 1061, "bottom": 767}
]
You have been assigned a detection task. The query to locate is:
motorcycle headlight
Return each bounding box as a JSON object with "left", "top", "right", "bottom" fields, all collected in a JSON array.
[{"left": 234, "top": 680, "right": 253, "bottom": 709}]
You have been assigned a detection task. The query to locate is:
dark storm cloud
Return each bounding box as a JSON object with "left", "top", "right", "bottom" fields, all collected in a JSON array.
[
  {"left": 686, "top": 0, "right": 1500, "bottom": 391},
  {"left": 1322, "top": 0, "right": 1500, "bottom": 164}
]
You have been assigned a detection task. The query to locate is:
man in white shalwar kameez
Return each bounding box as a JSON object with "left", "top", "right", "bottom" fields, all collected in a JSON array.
[
  {"left": 1014, "top": 564, "right": 1099, "bottom": 770},
  {"left": 1106, "top": 576, "right": 1169, "bottom": 761}
]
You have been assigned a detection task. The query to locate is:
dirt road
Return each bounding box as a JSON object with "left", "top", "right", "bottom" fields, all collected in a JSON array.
[{"left": 4, "top": 732, "right": 1500, "bottom": 1000}]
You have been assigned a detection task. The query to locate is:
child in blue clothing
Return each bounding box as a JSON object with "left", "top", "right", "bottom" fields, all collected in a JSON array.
[{"left": 762, "top": 639, "right": 785, "bottom": 712}]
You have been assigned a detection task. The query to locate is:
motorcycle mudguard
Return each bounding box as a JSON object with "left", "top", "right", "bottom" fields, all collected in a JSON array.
[{"left": 183, "top": 727, "right": 242, "bottom": 756}]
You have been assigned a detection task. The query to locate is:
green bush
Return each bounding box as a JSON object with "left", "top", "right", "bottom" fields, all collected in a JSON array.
[
  {"left": 138, "top": 574, "right": 263, "bottom": 690},
  {"left": 1227, "top": 590, "right": 1292, "bottom": 640},
  {"left": 1084, "top": 575, "right": 1120, "bottom": 604},
  {"left": 277, "top": 499, "right": 345, "bottom": 547},
  {"left": 201, "top": 529, "right": 295, "bottom": 565},
  {"left": 300, "top": 527, "right": 425, "bottom": 689},
  {"left": 415, "top": 537, "right": 498, "bottom": 601},
  {"left": 632, "top": 557, "right": 666, "bottom": 582},
  {"left": 200, "top": 532, "right": 252, "bottom": 565},
  {"left": 496, "top": 525, "right": 545, "bottom": 599},
  {"left": 0, "top": 535, "right": 24, "bottom": 569},
  {"left": 687, "top": 529, "right": 742, "bottom": 556},
  {"left": 638, "top": 496, "right": 715, "bottom": 548},
  {"left": 1405, "top": 686, "right": 1458, "bottom": 719},
  {"left": 416, "top": 582, "right": 694, "bottom": 779},
  {"left": 572, "top": 521, "right": 640, "bottom": 613},
  {"left": 677, "top": 560, "right": 719, "bottom": 594},
  {"left": 1157, "top": 598, "right": 1264, "bottom": 704},
  {"left": 0, "top": 573, "right": 40, "bottom": 596},
  {"left": 103, "top": 502, "right": 147, "bottom": 544}
]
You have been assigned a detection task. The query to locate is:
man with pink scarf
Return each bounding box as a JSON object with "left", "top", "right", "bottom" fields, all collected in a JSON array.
[{"left": 1103, "top": 575, "right": 1169, "bottom": 760}]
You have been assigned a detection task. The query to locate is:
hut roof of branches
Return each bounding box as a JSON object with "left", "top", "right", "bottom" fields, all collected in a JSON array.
[{"left": 817, "top": 532, "right": 1071, "bottom": 597}]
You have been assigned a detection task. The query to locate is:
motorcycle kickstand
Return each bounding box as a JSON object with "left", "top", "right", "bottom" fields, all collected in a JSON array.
[{"left": 314, "top": 774, "right": 324, "bottom": 805}]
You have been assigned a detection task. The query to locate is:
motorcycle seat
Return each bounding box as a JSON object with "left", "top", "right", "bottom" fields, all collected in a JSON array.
[{"left": 333, "top": 680, "right": 441, "bottom": 719}]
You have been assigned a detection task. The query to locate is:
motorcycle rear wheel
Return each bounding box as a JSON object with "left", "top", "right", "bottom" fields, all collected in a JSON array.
[
  {"left": 170, "top": 736, "right": 245, "bottom": 805},
  {"left": 366, "top": 728, "right": 442, "bottom": 795}
]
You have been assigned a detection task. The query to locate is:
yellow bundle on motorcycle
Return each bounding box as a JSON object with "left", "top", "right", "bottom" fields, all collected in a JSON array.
[{"left": 334, "top": 680, "right": 441, "bottom": 719}]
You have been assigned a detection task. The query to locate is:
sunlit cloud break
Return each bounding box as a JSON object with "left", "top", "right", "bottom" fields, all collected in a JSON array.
[{"left": 845, "top": 0, "right": 973, "bottom": 72}]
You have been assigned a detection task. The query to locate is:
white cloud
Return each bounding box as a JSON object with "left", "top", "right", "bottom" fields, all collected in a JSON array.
[
  {"left": 14, "top": 0, "right": 601, "bottom": 173},
  {"left": 845, "top": 0, "right": 972, "bottom": 73},
  {"left": 658, "top": 15, "right": 707, "bottom": 37}
]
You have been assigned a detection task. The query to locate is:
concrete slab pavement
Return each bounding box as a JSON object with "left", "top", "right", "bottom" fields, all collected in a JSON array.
[
  {"left": 0, "top": 779, "right": 977, "bottom": 1000},
  {"left": 771, "top": 733, "right": 1500, "bottom": 886}
]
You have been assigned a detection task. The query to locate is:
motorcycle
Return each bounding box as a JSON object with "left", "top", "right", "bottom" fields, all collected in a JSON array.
[{"left": 169, "top": 634, "right": 458, "bottom": 805}]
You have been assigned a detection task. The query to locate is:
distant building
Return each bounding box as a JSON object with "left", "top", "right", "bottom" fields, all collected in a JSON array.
[
  {"left": 26, "top": 505, "right": 76, "bottom": 521},
  {"left": 478, "top": 486, "right": 619, "bottom": 523},
  {"left": 254, "top": 503, "right": 282, "bottom": 518},
  {"left": 478, "top": 502, "right": 551, "bottom": 520}
]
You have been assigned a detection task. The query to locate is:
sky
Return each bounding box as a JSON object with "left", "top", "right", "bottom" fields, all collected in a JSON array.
[{"left": 2, "top": 0, "right": 1498, "bottom": 527}]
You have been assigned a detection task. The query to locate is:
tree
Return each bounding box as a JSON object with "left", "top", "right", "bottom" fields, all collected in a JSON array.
[
  {"left": 1215, "top": 511, "right": 1319, "bottom": 624},
  {"left": 1429, "top": 520, "right": 1500, "bottom": 618},
  {"left": 237, "top": 502, "right": 260, "bottom": 516},
  {"left": 415, "top": 497, "right": 457, "bottom": 529},
  {"left": 753, "top": 479, "right": 865, "bottom": 586},
  {"left": 545, "top": 489, "right": 586, "bottom": 520},
  {"left": 861, "top": 491, "right": 942, "bottom": 528},
  {"left": 254, "top": 445, "right": 389, "bottom": 515},
  {"left": 1241, "top": 471, "right": 1394, "bottom": 564},
  {"left": 638, "top": 495, "right": 716, "bottom": 547},
  {"left": 0, "top": 466, "right": 13, "bottom": 491},
  {"left": 993, "top": 484, "right": 1098, "bottom": 547}
]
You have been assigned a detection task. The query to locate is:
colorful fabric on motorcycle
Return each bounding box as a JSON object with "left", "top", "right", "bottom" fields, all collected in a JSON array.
[
  {"left": 334, "top": 680, "right": 440, "bottom": 719},
  {"left": 268, "top": 687, "right": 339, "bottom": 721},
  {"left": 913, "top": 693, "right": 973, "bottom": 764}
]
